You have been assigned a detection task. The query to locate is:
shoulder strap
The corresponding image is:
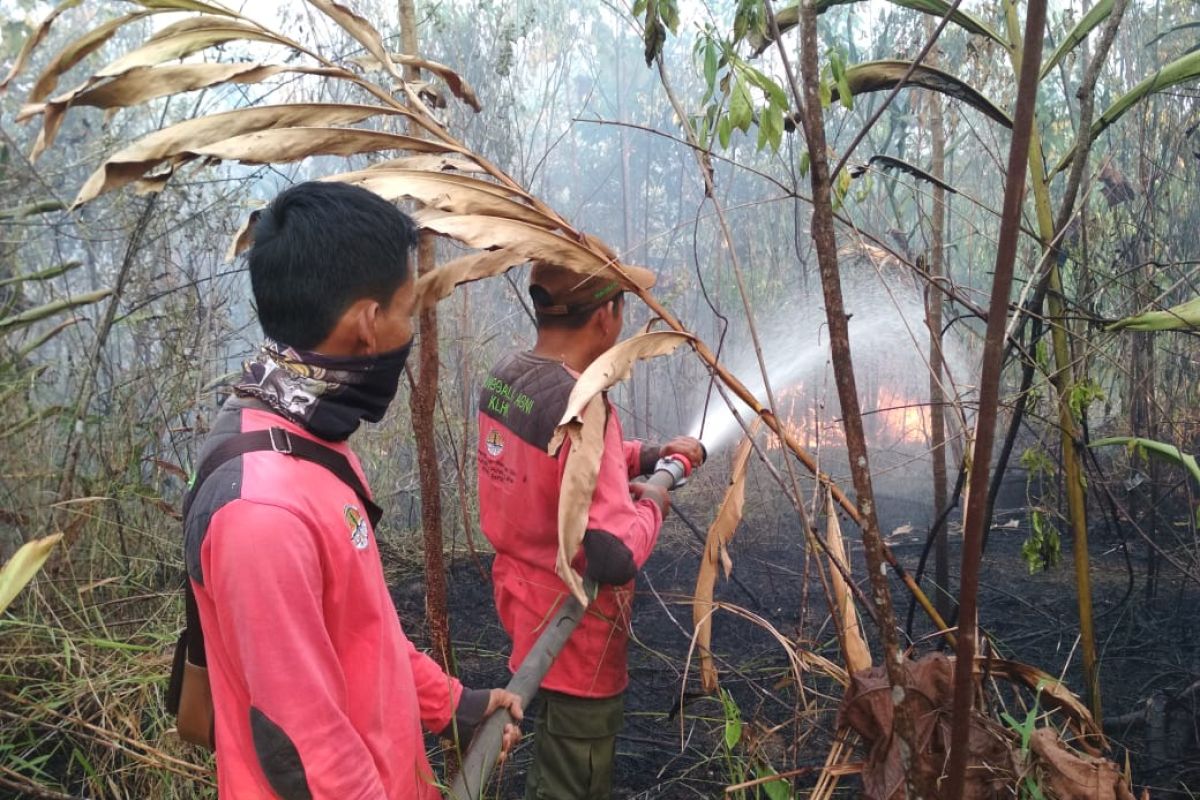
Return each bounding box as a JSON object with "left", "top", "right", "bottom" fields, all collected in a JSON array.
[
  {"left": 180, "top": 426, "right": 383, "bottom": 670},
  {"left": 187, "top": 426, "right": 382, "bottom": 526}
]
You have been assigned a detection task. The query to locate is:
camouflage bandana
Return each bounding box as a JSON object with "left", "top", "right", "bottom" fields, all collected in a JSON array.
[{"left": 233, "top": 337, "right": 412, "bottom": 441}]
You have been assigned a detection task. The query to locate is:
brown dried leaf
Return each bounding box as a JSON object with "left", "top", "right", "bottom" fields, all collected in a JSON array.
[
  {"left": 225, "top": 208, "right": 261, "bottom": 261},
  {"left": 27, "top": 64, "right": 355, "bottom": 160},
  {"left": 0, "top": 0, "right": 83, "bottom": 92},
  {"left": 1029, "top": 728, "right": 1135, "bottom": 800},
  {"left": 307, "top": 0, "right": 400, "bottom": 81},
  {"left": 548, "top": 331, "right": 692, "bottom": 605},
  {"left": 94, "top": 17, "right": 292, "bottom": 80},
  {"left": 417, "top": 214, "right": 641, "bottom": 285},
  {"left": 984, "top": 658, "right": 1104, "bottom": 744},
  {"left": 413, "top": 249, "right": 527, "bottom": 310},
  {"left": 331, "top": 169, "right": 556, "bottom": 229},
  {"left": 190, "top": 127, "right": 453, "bottom": 165},
  {"left": 553, "top": 396, "right": 607, "bottom": 606},
  {"left": 693, "top": 428, "right": 756, "bottom": 693},
  {"left": 825, "top": 493, "right": 872, "bottom": 674},
  {"left": 73, "top": 103, "right": 403, "bottom": 206},
  {"left": 366, "top": 154, "right": 486, "bottom": 173},
  {"left": 27, "top": 11, "right": 152, "bottom": 102},
  {"left": 356, "top": 53, "right": 483, "bottom": 111}
]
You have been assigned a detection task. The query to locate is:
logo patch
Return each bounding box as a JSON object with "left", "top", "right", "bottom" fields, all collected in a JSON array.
[
  {"left": 485, "top": 428, "right": 505, "bottom": 457},
  {"left": 344, "top": 504, "right": 370, "bottom": 550}
]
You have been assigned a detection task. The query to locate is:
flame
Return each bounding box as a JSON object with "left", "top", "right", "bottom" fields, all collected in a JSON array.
[{"left": 763, "top": 384, "right": 930, "bottom": 451}]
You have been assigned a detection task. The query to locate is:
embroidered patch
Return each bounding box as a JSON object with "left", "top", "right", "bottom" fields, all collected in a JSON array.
[
  {"left": 485, "top": 428, "right": 505, "bottom": 457},
  {"left": 344, "top": 505, "right": 369, "bottom": 550}
]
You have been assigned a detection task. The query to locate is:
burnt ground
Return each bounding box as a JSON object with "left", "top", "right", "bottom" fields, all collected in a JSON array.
[{"left": 389, "top": 486, "right": 1200, "bottom": 798}]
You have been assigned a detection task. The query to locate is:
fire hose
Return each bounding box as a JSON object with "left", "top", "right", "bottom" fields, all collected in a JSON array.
[{"left": 446, "top": 454, "right": 693, "bottom": 800}]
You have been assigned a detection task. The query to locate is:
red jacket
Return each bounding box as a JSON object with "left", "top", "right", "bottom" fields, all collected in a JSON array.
[
  {"left": 186, "top": 401, "right": 483, "bottom": 799},
  {"left": 477, "top": 351, "right": 664, "bottom": 698}
]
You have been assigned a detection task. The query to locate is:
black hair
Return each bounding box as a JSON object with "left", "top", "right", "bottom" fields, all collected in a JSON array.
[
  {"left": 247, "top": 181, "right": 417, "bottom": 349},
  {"left": 532, "top": 289, "right": 624, "bottom": 331}
]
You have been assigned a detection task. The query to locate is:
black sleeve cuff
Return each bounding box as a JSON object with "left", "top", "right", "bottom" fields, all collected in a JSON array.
[
  {"left": 582, "top": 529, "right": 637, "bottom": 584},
  {"left": 439, "top": 687, "right": 491, "bottom": 744},
  {"left": 638, "top": 443, "right": 662, "bottom": 477}
]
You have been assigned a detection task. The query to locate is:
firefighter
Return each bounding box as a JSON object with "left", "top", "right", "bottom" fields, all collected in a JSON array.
[
  {"left": 477, "top": 261, "right": 704, "bottom": 799},
  {"left": 185, "top": 182, "right": 521, "bottom": 799}
]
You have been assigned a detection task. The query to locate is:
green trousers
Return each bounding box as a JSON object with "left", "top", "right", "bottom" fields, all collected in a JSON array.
[{"left": 524, "top": 690, "right": 625, "bottom": 800}]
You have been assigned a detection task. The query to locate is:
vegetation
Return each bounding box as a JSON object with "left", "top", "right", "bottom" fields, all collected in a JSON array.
[{"left": 2, "top": 0, "right": 1200, "bottom": 796}]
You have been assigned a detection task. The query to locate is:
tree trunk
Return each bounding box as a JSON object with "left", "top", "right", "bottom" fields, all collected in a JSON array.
[
  {"left": 794, "top": 1, "right": 933, "bottom": 794},
  {"left": 945, "top": 0, "right": 1048, "bottom": 795},
  {"left": 923, "top": 19, "right": 951, "bottom": 622},
  {"left": 1000, "top": 0, "right": 1102, "bottom": 725},
  {"left": 399, "top": 0, "right": 452, "bottom": 675},
  {"left": 1130, "top": 257, "right": 1159, "bottom": 599}
]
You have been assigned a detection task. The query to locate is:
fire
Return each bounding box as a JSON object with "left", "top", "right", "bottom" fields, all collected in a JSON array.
[
  {"left": 870, "top": 387, "right": 931, "bottom": 447},
  {"left": 764, "top": 384, "right": 930, "bottom": 451}
]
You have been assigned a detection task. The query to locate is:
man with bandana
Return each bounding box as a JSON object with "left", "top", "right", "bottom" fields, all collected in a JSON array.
[
  {"left": 184, "top": 182, "right": 521, "bottom": 799},
  {"left": 477, "top": 261, "right": 705, "bottom": 799}
]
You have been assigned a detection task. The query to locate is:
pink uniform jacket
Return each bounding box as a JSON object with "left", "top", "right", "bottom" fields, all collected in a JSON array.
[
  {"left": 186, "top": 401, "right": 482, "bottom": 799},
  {"left": 477, "top": 351, "right": 664, "bottom": 698}
]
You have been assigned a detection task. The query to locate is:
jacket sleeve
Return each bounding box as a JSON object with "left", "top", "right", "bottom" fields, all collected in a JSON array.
[
  {"left": 399, "top": 633, "right": 479, "bottom": 738},
  {"left": 623, "top": 440, "right": 662, "bottom": 478},
  {"left": 561, "top": 408, "right": 664, "bottom": 584},
  {"left": 205, "top": 500, "right": 386, "bottom": 800}
]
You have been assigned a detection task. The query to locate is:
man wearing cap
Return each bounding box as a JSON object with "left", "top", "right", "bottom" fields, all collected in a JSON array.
[{"left": 477, "top": 260, "right": 704, "bottom": 799}]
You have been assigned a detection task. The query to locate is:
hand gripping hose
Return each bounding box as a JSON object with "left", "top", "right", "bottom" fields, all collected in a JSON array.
[{"left": 447, "top": 465, "right": 683, "bottom": 799}]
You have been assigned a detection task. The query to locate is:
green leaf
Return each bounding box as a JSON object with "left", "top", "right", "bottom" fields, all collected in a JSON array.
[
  {"left": 632, "top": 0, "right": 647, "bottom": 15},
  {"left": 1146, "top": 20, "right": 1200, "bottom": 49},
  {"left": 0, "top": 288, "right": 112, "bottom": 334},
  {"left": 1090, "top": 436, "right": 1200, "bottom": 487},
  {"left": 718, "top": 114, "right": 732, "bottom": 148},
  {"left": 755, "top": 763, "right": 791, "bottom": 800},
  {"left": 748, "top": 0, "right": 1006, "bottom": 56},
  {"left": 764, "top": 102, "right": 784, "bottom": 151},
  {"left": 837, "top": 66, "right": 854, "bottom": 109},
  {"left": 859, "top": 155, "right": 959, "bottom": 194},
  {"left": 1041, "top": 0, "right": 1114, "bottom": 80},
  {"left": 703, "top": 39, "right": 718, "bottom": 90},
  {"left": 0, "top": 260, "right": 81, "bottom": 290},
  {"left": 1021, "top": 509, "right": 1061, "bottom": 573},
  {"left": 733, "top": 3, "right": 749, "bottom": 41},
  {"left": 0, "top": 533, "right": 62, "bottom": 614},
  {"left": 1054, "top": 49, "right": 1200, "bottom": 174},
  {"left": 660, "top": 0, "right": 680, "bottom": 33},
  {"left": 722, "top": 689, "right": 743, "bottom": 750},
  {"left": 798, "top": 148, "right": 810, "bottom": 177},
  {"left": 1068, "top": 378, "right": 1104, "bottom": 421},
  {"left": 1106, "top": 295, "right": 1200, "bottom": 331},
  {"left": 744, "top": 63, "right": 788, "bottom": 108},
  {"left": 730, "top": 77, "right": 753, "bottom": 131},
  {"left": 834, "top": 60, "right": 1011, "bottom": 128},
  {"left": 819, "top": 78, "right": 832, "bottom": 109}
]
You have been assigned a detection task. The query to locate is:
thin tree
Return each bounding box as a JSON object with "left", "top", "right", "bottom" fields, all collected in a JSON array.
[{"left": 398, "top": 0, "right": 453, "bottom": 675}]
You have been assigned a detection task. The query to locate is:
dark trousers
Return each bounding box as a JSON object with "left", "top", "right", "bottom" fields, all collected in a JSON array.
[{"left": 524, "top": 690, "right": 625, "bottom": 800}]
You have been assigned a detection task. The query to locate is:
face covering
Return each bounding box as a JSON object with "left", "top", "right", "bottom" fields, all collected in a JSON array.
[{"left": 234, "top": 337, "right": 413, "bottom": 441}]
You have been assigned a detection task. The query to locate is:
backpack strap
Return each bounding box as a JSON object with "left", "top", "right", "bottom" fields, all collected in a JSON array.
[
  {"left": 178, "top": 426, "right": 383, "bottom": 671},
  {"left": 185, "top": 426, "right": 382, "bottom": 526}
]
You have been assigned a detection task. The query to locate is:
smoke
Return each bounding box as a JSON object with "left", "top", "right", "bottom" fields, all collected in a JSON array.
[{"left": 687, "top": 272, "right": 975, "bottom": 460}]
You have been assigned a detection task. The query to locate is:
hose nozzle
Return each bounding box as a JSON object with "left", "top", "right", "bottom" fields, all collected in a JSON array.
[{"left": 653, "top": 453, "right": 693, "bottom": 489}]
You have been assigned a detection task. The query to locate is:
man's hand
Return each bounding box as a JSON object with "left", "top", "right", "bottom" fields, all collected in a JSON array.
[
  {"left": 629, "top": 479, "right": 670, "bottom": 515},
  {"left": 661, "top": 436, "right": 705, "bottom": 470},
  {"left": 485, "top": 688, "right": 523, "bottom": 762}
]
